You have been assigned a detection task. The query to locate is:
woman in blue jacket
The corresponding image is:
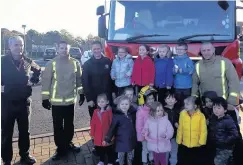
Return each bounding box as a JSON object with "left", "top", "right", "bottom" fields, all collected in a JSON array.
[
  {"left": 111, "top": 47, "right": 134, "bottom": 96},
  {"left": 155, "top": 45, "right": 174, "bottom": 104}
]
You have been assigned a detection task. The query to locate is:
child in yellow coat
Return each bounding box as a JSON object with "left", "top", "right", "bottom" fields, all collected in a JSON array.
[{"left": 176, "top": 96, "right": 207, "bottom": 165}]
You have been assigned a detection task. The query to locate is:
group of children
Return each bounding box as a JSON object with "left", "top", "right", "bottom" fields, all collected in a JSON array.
[
  {"left": 111, "top": 42, "right": 194, "bottom": 102},
  {"left": 90, "top": 86, "right": 242, "bottom": 165},
  {"left": 89, "top": 43, "right": 242, "bottom": 165}
]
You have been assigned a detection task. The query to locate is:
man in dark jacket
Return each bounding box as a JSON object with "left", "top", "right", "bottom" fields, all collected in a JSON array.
[
  {"left": 1, "top": 36, "right": 41, "bottom": 165},
  {"left": 82, "top": 41, "right": 114, "bottom": 118}
]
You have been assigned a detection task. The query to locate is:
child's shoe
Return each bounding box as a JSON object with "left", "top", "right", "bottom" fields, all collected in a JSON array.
[{"left": 97, "top": 161, "right": 104, "bottom": 165}]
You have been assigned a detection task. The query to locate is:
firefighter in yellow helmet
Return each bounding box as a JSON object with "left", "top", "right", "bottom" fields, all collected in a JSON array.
[
  {"left": 192, "top": 42, "right": 240, "bottom": 107},
  {"left": 41, "top": 41, "right": 84, "bottom": 160}
]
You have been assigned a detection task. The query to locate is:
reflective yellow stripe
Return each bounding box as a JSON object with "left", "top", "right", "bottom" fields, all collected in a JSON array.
[
  {"left": 51, "top": 98, "right": 63, "bottom": 102},
  {"left": 192, "top": 94, "right": 199, "bottom": 98},
  {"left": 77, "top": 86, "right": 83, "bottom": 90},
  {"left": 221, "top": 60, "right": 226, "bottom": 99},
  {"left": 230, "top": 92, "right": 238, "bottom": 97},
  {"left": 65, "top": 97, "right": 76, "bottom": 102},
  {"left": 196, "top": 63, "right": 200, "bottom": 78},
  {"left": 52, "top": 62, "right": 57, "bottom": 100},
  {"left": 50, "top": 60, "right": 78, "bottom": 103},
  {"left": 73, "top": 60, "right": 77, "bottom": 72},
  {"left": 41, "top": 91, "right": 50, "bottom": 95}
]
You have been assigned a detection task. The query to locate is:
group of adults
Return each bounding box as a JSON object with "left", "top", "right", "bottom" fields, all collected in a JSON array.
[{"left": 1, "top": 35, "right": 240, "bottom": 165}]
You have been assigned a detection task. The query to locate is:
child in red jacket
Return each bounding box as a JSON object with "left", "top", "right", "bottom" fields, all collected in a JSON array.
[
  {"left": 90, "top": 93, "right": 114, "bottom": 165},
  {"left": 131, "top": 44, "right": 155, "bottom": 95}
]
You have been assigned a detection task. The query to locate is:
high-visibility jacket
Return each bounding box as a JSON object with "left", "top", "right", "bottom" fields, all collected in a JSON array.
[
  {"left": 41, "top": 56, "right": 83, "bottom": 106},
  {"left": 192, "top": 56, "right": 240, "bottom": 106}
]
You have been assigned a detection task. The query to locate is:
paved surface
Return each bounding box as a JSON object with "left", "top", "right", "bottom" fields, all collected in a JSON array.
[{"left": 10, "top": 129, "right": 99, "bottom": 165}]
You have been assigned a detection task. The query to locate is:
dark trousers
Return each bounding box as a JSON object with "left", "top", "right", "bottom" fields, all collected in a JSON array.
[
  {"left": 1, "top": 99, "right": 31, "bottom": 162},
  {"left": 177, "top": 145, "right": 205, "bottom": 165},
  {"left": 157, "top": 88, "right": 168, "bottom": 105},
  {"left": 52, "top": 104, "right": 74, "bottom": 153},
  {"left": 175, "top": 88, "right": 191, "bottom": 101},
  {"left": 96, "top": 145, "right": 114, "bottom": 163},
  {"left": 88, "top": 105, "right": 96, "bottom": 119}
]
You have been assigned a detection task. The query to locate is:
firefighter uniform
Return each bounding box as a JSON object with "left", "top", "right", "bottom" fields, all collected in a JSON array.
[
  {"left": 1, "top": 54, "right": 41, "bottom": 163},
  {"left": 192, "top": 56, "right": 240, "bottom": 106},
  {"left": 41, "top": 56, "right": 83, "bottom": 153}
]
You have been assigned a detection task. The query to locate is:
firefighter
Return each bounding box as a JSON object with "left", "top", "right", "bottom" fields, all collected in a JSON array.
[
  {"left": 192, "top": 42, "right": 240, "bottom": 107},
  {"left": 1, "top": 36, "right": 41, "bottom": 165},
  {"left": 41, "top": 41, "right": 85, "bottom": 160}
]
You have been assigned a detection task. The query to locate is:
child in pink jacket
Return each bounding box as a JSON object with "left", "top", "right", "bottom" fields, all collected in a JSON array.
[
  {"left": 136, "top": 87, "right": 157, "bottom": 164},
  {"left": 143, "top": 102, "right": 174, "bottom": 165}
]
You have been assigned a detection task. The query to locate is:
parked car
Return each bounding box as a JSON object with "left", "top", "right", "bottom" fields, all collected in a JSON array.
[
  {"left": 70, "top": 47, "right": 82, "bottom": 59},
  {"left": 43, "top": 48, "right": 57, "bottom": 61}
]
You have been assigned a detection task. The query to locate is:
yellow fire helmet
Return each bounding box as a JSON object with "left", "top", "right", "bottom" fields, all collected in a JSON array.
[{"left": 138, "top": 85, "right": 158, "bottom": 105}]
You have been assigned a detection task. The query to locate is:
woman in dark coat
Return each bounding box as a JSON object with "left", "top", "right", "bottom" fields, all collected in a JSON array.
[{"left": 104, "top": 96, "right": 137, "bottom": 165}]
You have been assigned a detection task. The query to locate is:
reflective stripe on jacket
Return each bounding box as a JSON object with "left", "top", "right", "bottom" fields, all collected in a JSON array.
[
  {"left": 41, "top": 56, "right": 83, "bottom": 106},
  {"left": 192, "top": 56, "right": 240, "bottom": 106}
]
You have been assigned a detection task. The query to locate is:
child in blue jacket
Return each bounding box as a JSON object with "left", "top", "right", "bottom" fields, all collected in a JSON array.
[
  {"left": 173, "top": 43, "right": 194, "bottom": 100},
  {"left": 111, "top": 46, "right": 134, "bottom": 96},
  {"left": 154, "top": 44, "right": 174, "bottom": 104}
]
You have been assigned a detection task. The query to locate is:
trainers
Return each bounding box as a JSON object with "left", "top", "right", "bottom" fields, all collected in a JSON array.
[
  {"left": 92, "top": 147, "right": 98, "bottom": 156},
  {"left": 51, "top": 151, "right": 65, "bottom": 161},
  {"left": 20, "top": 155, "right": 36, "bottom": 164},
  {"left": 97, "top": 161, "right": 104, "bottom": 165},
  {"left": 69, "top": 143, "right": 81, "bottom": 153}
]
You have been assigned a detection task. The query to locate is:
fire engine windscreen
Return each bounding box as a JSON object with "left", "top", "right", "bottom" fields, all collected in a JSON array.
[{"left": 108, "top": 0, "right": 235, "bottom": 42}]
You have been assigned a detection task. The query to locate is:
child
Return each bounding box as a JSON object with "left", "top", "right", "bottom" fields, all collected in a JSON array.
[
  {"left": 208, "top": 97, "right": 239, "bottom": 165},
  {"left": 131, "top": 44, "right": 155, "bottom": 95},
  {"left": 104, "top": 95, "right": 137, "bottom": 165},
  {"left": 202, "top": 91, "right": 218, "bottom": 122},
  {"left": 143, "top": 101, "right": 174, "bottom": 165},
  {"left": 90, "top": 94, "right": 114, "bottom": 165},
  {"left": 173, "top": 43, "right": 194, "bottom": 100},
  {"left": 163, "top": 91, "right": 180, "bottom": 165},
  {"left": 136, "top": 86, "right": 157, "bottom": 165},
  {"left": 154, "top": 45, "right": 174, "bottom": 104},
  {"left": 111, "top": 47, "right": 134, "bottom": 96},
  {"left": 176, "top": 96, "right": 207, "bottom": 165},
  {"left": 114, "top": 87, "right": 138, "bottom": 110}
]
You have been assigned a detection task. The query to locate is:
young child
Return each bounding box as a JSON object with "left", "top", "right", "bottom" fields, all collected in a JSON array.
[
  {"left": 90, "top": 94, "right": 114, "bottom": 165},
  {"left": 163, "top": 91, "right": 180, "bottom": 165},
  {"left": 173, "top": 43, "right": 194, "bottom": 100},
  {"left": 104, "top": 95, "right": 137, "bottom": 165},
  {"left": 114, "top": 87, "right": 138, "bottom": 110},
  {"left": 154, "top": 45, "right": 174, "bottom": 104},
  {"left": 202, "top": 91, "right": 218, "bottom": 121},
  {"left": 208, "top": 97, "right": 239, "bottom": 165},
  {"left": 136, "top": 86, "right": 157, "bottom": 165},
  {"left": 131, "top": 44, "right": 155, "bottom": 95},
  {"left": 176, "top": 96, "right": 207, "bottom": 165},
  {"left": 111, "top": 47, "right": 134, "bottom": 96},
  {"left": 143, "top": 101, "right": 174, "bottom": 165}
]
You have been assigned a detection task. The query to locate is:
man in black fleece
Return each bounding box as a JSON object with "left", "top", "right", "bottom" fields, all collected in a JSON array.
[{"left": 82, "top": 41, "right": 114, "bottom": 119}]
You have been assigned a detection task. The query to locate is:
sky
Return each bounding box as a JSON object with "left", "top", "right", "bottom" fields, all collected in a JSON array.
[{"left": 0, "top": 0, "right": 243, "bottom": 38}]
